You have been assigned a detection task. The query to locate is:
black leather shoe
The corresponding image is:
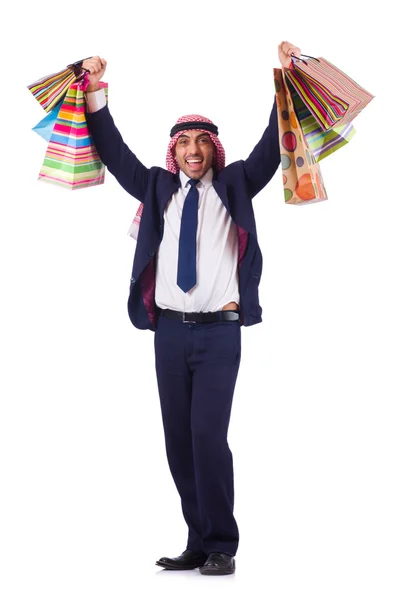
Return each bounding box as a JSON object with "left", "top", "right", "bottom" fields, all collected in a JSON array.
[
  {"left": 199, "top": 552, "right": 235, "bottom": 575},
  {"left": 155, "top": 549, "right": 207, "bottom": 570}
]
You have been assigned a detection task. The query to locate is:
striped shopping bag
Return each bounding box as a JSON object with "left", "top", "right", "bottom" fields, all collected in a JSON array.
[
  {"left": 27, "top": 58, "right": 91, "bottom": 113},
  {"left": 284, "top": 55, "right": 374, "bottom": 131},
  {"left": 289, "top": 84, "right": 356, "bottom": 162},
  {"left": 38, "top": 79, "right": 108, "bottom": 190}
]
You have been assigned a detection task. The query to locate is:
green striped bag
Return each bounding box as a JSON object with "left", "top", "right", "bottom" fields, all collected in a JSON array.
[
  {"left": 284, "top": 56, "right": 374, "bottom": 131},
  {"left": 27, "top": 58, "right": 90, "bottom": 113},
  {"left": 289, "top": 84, "right": 356, "bottom": 162},
  {"left": 38, "top": 80, "right": 108, "bottom": 190}
]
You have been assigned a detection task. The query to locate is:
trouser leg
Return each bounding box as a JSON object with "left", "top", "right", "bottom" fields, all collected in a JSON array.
[
  {"left": 154, "top": 316, "right": 203, "bottom": 552},
  {"left": 188, "top": 320, "right": 241, "bottom": 556}
]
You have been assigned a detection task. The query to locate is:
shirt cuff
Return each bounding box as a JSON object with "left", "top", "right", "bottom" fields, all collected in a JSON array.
[{"left": 85, "top": 88, "right": 107, "bottom": 113}]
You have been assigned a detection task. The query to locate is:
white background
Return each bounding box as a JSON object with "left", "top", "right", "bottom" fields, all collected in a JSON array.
[{"left": 1, "top": 1, "right": 395, "bottom": 599}]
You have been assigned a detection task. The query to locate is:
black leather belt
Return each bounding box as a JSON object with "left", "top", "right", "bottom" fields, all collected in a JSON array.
[{"left": 157, "top": 308, "right": 240, "bottom": 323}]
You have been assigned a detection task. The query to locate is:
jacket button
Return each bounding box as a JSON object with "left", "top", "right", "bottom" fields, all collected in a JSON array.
[
  {"left": 148, "top": 250, "right": 155, "bottom": 257},
  {"left": 130, "top": 277, "right": 136, "bottom": 283}
]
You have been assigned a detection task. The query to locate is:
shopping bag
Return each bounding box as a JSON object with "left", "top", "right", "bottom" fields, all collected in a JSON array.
[
  {"left": 27, "top": 58, "right": 91, "bottom": 113},
  {"left": 32, "top": 101, "right": 63, "bottom": 142},
  {"left": 290, "top": 85, "right": 356, "bottom": 162},
  {"left": 38, "top": 78, "right": 108, "bottom": 190},
  {"left": 274, "top": 68, "right": 327, "bottom": 205},
  {"left": 284, "top": 55, "right": 374, "bottom": 131}
]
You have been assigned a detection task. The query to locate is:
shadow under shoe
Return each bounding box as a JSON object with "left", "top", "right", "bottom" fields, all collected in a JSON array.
[
  {"left": 199, "top": 552, "right": 235, "bottom": 575},
  {"left": 156, "top": 549, "right": 208, "bottom": 570}
]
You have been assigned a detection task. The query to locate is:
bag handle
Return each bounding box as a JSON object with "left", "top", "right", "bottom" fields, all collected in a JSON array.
[
  {"left": 291, "top": 53, "right": 321, "bottom": 66},
  {"left": 66, "top": 57, "right": 92, "bottom": 78}
]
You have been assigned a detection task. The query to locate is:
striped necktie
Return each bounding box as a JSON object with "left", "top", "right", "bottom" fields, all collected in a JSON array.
[{"left": 177, "top": 178, "right": 200, "bottom": 293}]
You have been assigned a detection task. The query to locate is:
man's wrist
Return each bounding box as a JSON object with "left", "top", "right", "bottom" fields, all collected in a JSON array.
[{"left": 85, "top": 83, "right": 100, "bottom": 93}]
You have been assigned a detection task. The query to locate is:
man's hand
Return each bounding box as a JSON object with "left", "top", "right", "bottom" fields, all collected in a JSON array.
[
  {"left": 278, "top": 41, "right": 301, "bottom": 68},
  {"left": 81, "top": 56, "right": 107, "bottom": 92}
]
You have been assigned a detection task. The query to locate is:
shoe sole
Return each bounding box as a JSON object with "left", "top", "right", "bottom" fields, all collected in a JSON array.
[
  {"left": 155, "top": 561, "right": 205, "bottom": 570},
  {"left": 200, "top": 569, "right": 235, "bottom": 576}
]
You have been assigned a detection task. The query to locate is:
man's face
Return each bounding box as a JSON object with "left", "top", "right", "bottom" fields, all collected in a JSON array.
[{"left": 174, "top": 130, "right": 215, "bottom": 179}]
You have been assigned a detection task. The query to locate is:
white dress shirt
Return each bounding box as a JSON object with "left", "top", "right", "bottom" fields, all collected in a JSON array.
[
  {"left": 85, "top": 88, "right": 107, "bottom": 112},
  {"left": 155, "top": 169, "right": 239, "bottom": 312},
  {"left": 85, "top": 90, "right": 240, "bottom": 312}
]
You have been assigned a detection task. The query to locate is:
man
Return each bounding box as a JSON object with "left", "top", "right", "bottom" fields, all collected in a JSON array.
[{"left": 83, "top": 41, "right": 301, "bottom": 576}]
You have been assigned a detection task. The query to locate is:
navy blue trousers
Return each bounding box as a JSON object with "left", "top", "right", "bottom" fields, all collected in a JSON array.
[{"left": 154, "top": 315, "right": 241, "bottom": 556}]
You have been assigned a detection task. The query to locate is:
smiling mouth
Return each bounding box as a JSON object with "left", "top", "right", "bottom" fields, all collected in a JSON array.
[{"left": 186, "top": 159, "right": 203, "bottom": 165}]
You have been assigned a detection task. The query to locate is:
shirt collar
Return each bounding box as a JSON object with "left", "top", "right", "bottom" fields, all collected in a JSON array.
[{"left": 179, "top": 167, "right": 214, "bottom": 189}]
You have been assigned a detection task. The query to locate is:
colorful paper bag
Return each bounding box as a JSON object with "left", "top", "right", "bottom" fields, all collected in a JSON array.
[
  {"left": 38, "top": 80, "right": 108, "bottom": 190},
  {"left": 274, "top": 68, "right": 327, "bottom": 205},
  {"left": 32, "top": 101, "right": 63, "bottom": 142},
  {"left": 289, "top": 84, "right": 356, "bottom": 162},
  {"left": 28, "top": 67, "right": 78, "bottom": 113},
  {"left": 27, "top": 58, "right": 90, "bottom": 113},
  {"left": 284, "top": 56, "right": 374, "bottom": 131}
]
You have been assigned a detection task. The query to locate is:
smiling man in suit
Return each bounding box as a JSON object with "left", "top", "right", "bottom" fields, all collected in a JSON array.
[{"left": 83, "top": 41, "right": 300, "bottom": 575}]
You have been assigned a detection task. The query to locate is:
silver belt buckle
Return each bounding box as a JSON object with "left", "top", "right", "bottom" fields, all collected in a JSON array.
[{"left": 183, "top": 312, "right": 196, "bottom": 323}]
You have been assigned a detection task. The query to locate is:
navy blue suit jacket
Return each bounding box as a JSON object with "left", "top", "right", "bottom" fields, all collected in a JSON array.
[{"left": 85, "top": 98, "right": 280, "bottom": 331}]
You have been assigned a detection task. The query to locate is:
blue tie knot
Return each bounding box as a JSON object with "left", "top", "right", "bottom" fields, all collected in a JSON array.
[{"left": 188, "top": 179, "right": 200, "bottom": 188}]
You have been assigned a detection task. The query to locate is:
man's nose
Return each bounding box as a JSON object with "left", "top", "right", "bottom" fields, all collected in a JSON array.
[{"left": 187, "top": 140, "right": 200, "bottom": 154}]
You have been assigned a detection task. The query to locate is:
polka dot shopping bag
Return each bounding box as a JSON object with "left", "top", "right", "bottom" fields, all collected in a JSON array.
[{"left": 274, "top": 67, "right": 328, "bottom": 205}]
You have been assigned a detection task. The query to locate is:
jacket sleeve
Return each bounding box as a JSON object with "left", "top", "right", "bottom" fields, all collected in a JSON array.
[
  {"left": 85, "top": 105, "right": 149, "bottom": 203},
  {"left": 242, "top": 96, "right": 280, "bottom": 198}
]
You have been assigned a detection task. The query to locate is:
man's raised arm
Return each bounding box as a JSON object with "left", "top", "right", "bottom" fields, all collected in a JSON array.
[
  {"left": 243, "top": 97, "right": 280, "bottom": 198},
  {"left": 83, "top": 56, "right": 149, "bottom": 203},
  {"left": 243, "top": 41, "right": 301, "bottom": 198}
]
